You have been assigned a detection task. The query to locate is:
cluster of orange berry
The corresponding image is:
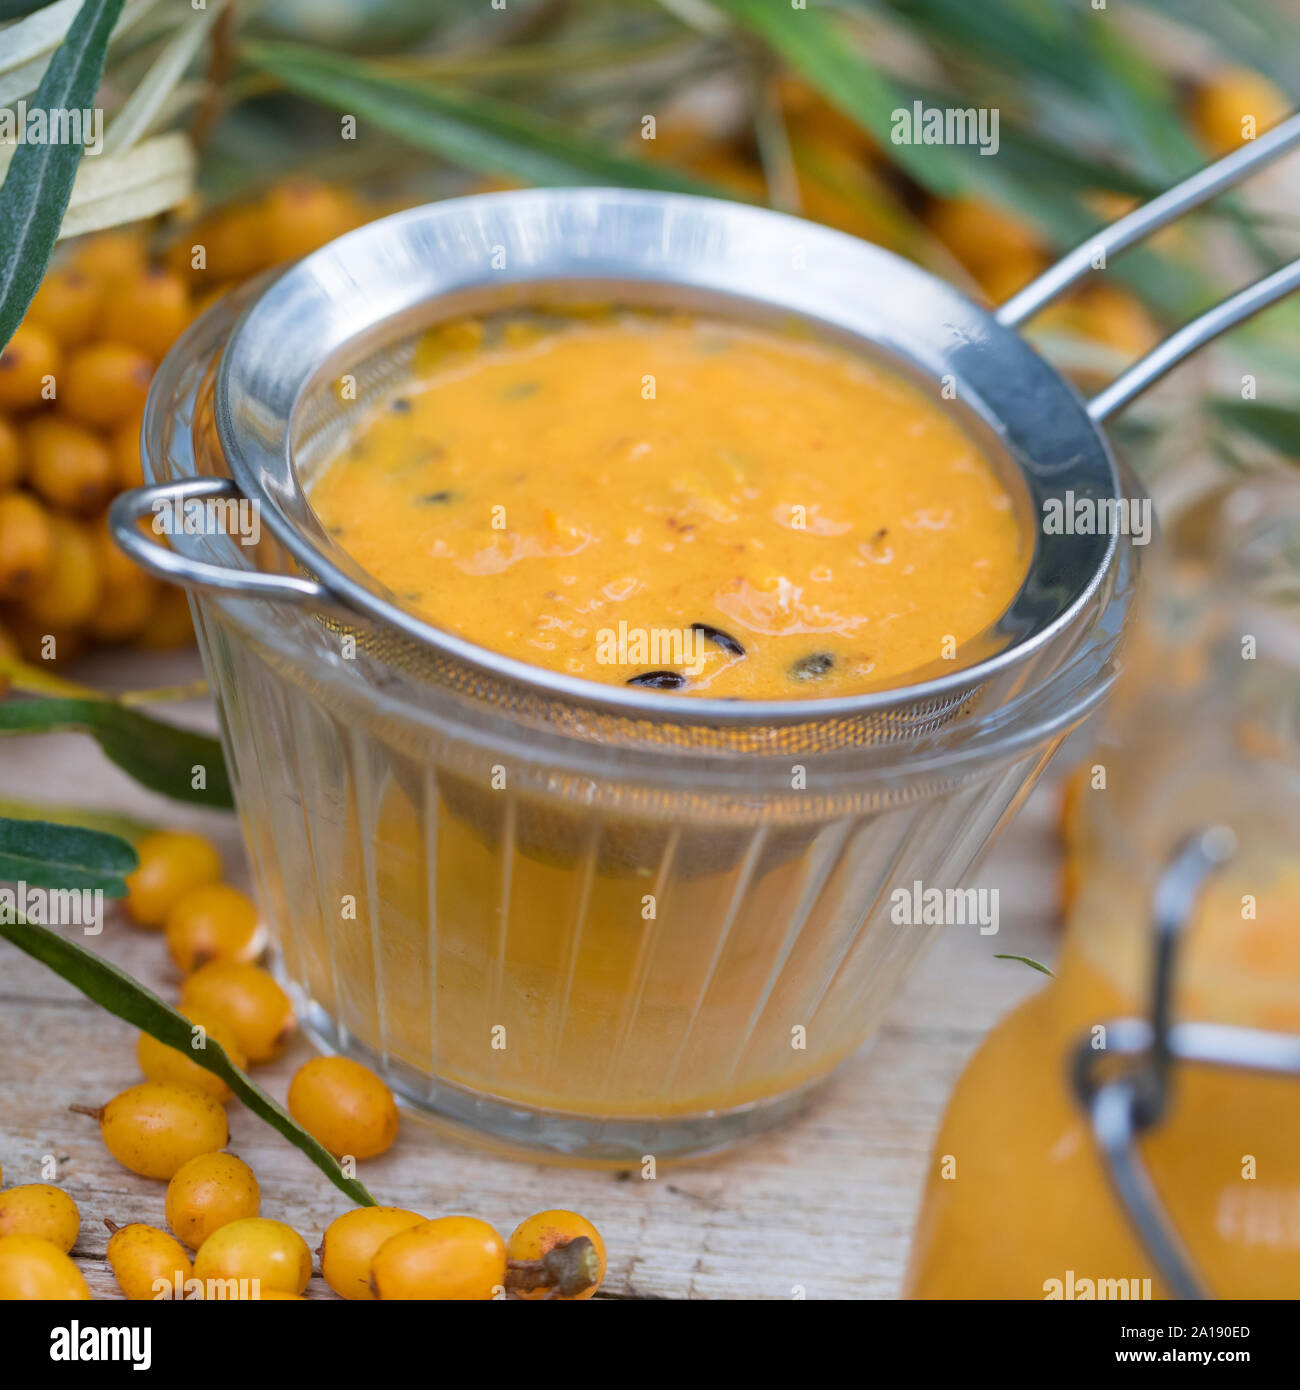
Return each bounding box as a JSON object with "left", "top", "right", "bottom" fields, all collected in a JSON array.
[
  {"left": 0, "top": 1172, "right": 605, "bottom": 1303},
  {"left": 0, "top": 828, "right": 604, "bottom": 1300},
  {"left": 0, "top": 180, "right": 370, "bottom": 672},
  {"left": 0, "top": 236, "right": 191, "bottom": 665},
  {"left": 926, "top": 66, "right": 1289, "bottom": 344}
]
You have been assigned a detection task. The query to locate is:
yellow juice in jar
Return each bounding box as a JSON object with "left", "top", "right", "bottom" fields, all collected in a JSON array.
[
  {"left": 299, "top": 780, "right": 883, "bottom": 1117},
  {"left": 295, "top": 308, "right": 1029, "bottom": 1122}
]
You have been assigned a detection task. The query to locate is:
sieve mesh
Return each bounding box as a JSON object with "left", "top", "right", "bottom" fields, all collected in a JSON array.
[
  {"left": 268, "top": 306, "right": 1010, "bottom": 754},
  {"left": 186, "top": 191, "right": 1130, "bottom": 764}
]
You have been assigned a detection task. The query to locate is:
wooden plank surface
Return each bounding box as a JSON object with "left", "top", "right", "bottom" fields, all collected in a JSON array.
[{"left": 0, "top": 649, "right": 1068, "bottom": 1300}]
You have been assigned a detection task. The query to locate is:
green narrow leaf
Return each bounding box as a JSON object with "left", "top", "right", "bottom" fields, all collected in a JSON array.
[
  {"left": 242, "top": 39, "right": 724, "bottom": 195},
  {"left": 0, "top": 816, "right": 136, "bottom": 894},
  {"left": 994, "top": 953, "right": 1055, "bottom": 977},
  {"left": 881, "top": 0, "right": 1087, "bottom": 90},
  {"left": 0, "top": 914, "right": 374, "bottom": 1207},
  {"left": 0, "top": 795, "right": 155, "bottom": 843},
  {"left": 1079, "top": 15, "right": 1201, "bottom": 183},
  {"left": 0, "top": 0, "right": 158, "bottom": 106},
  {"left": 0, "top": 1, "right": 57, "bottom": 20},
  {"left": 705, "top": 0, "right": 967, "bottom": 194},
  {"left": 1208, "top": 400, "right": 1300, "bottom": 459},
  {"left": 56, "top": 129, "right": 196, "bottom": 240},
  {"left": 0, "top": 0, "right": 82, "bottom": 75},
  {"left": 0, "top": 0, "right": 126, "bottom": 349},
  {"left": 1133, "top": 0, "right": 1300, "bottom": 93},
  {"left": 0, "top": 697, "right": 232, "bottom": 808},
  {"left": 100, "top": 1, "right": 222, "bottom": 156}
]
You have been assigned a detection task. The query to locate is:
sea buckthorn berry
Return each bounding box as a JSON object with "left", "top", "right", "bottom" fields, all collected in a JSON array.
[
  {"left": 70, "top": 229, "right": 148, "bottom": 285},
  {"left": 21, "top": 514, "right": 100, "bottom": 628},
  {"left": 926, "top": 194, "right": 1042, "bottom": 274},
  {"left": 0, "top": 324, "right": 61, "bottom": 411},
  {"left": 101, "top": 268, "right": 191, "bottom": 362},
  {"left": 193, "top": 1217, "right": 312, "bottom": 1296},
  {"left": 110, "top": 409, "right": 144, "bottom": 488},
  {"left": 165, "top": 883, "right": 263, "bottom": 973},
  {"left": 506, "top": 1209, "right": 606, "bottom": 1300},
  {"left": 0, "top": 492, "right": 54, "bottom": 598},
  {"left": 319, "top": 1206, "right": 424, "bottom": 1300},
  {"left": 180, "top": 962, "right": 295, "bottom": 1064},
  {"left": 973, "top": 249, "right": 1048, "bottom": 305},
  {"left": 0, "top": 1234, "right": 90, "bottom": 1300},
  {"left": 26, "top": 267, "right": 104, "bottom": 347},
  {"left": 264, "top": 180, "right": 360, "bottom": 264},
  {"left": 0, "top": 622, "right": 16, "bottom": 697},
  {"left": 0, "top": 1184, "right": 79, "bottom": 1252},
  {"left": 192, "top": 280, "right": 240, "bottom": 320},
  {"left": 136, "top": 1005, "right": 246, "bottom": 1100},
  {"left": 165, "top": 1152, "right": 260, "bottom": 1250},
  {"left": 7, "top": 616, "right": 85, "bottom": 666},
  {"left": 136, "top": 583, "right": 194, "bottom": 649},
  {"left": 0, "top": 416, "right": 22, "bottom": 487},
  {"left": 73, "top": 1081, "right": 228, "bottom": 1180},
  {"left": 1190, "top": 67, "right": 1289, "bottom": 156},
  {"left": 287, "top": 1056, "right": 399, "bottom": 1160},
  {"left": 7, "top": 617, "right": 85, "bottom": 664},
  {"left": 1073, "top": 284, "right": 1158, "bottom": 359},
  {"left": 93, "top": 512, "right": 146, "bottom": 592},
  {"left": 370, "top": 1216, "right": 506, "bottom": 1301},
  {"left": 180, "top": 204, "right": 270, "bottom": 281},
  {"left": 24, "top": 415, "right": 114, "bottom": 514},
  {"left": 60, "top": 342, "right": 153, "bottom": 429},
  {"left": 124, "top": 829, "right": 221, "bottom": 928},
  {"left": 105, "top": 1220, "right": 193, "bottom": 1300},
  {"left": 87, "top": 515, "right": 157, "bottom": 642},
  {"left": 87, "top": 567, "right": 157, "bottom": 644}
]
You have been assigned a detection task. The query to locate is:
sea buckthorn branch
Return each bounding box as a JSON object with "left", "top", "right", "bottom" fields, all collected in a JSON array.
[
  {"left": 1, "top": 909, "right": 375, "bottom": 1207},
  {"left": 0, "top": 692, "right": 233, "bottom": 807},
  {"left": 0, "top": 813, "right": 135, "bottom": 893},
  {"left": 0, "top": 0, "right": 128, "bottom": 350}
]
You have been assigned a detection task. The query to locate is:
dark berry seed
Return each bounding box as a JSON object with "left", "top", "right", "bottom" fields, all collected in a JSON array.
[
  {"left": 627, "top": 670, "right": 687, "bottom": 690},
  {"left": 420, "top": 490, "right": 455, "bottom": 504},
  {"left": 791, "top": 652, "right": 834, "bottom": 681},
  {"left": 690, "top": 622, "right": 745, "bottom": 657}
]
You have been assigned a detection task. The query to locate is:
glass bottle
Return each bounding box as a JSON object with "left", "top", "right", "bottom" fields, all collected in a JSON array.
[{"left": 905, "top": 477, "right": 1300, "bottom": 1299}]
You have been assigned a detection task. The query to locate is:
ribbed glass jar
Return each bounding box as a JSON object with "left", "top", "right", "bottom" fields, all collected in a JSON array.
[{"left": 142, "top": 286, "right": 1137, "bottom": 1161}]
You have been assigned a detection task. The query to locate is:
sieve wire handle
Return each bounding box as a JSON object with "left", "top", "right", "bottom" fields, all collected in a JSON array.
[
  {"left": 998, "top": 112, "right": 1300, "bottom": 326},
  {"left": 109, "top": 477, "right": 335, "bottom": 607},
  {"left": 1085, "top": 256, "right": 1300, "bottom": 422},
  {"left": 994, "top": 111, "right": 1300, "bottom": 422}
]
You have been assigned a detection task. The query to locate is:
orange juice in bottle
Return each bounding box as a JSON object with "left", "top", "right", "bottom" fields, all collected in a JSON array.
[{"left": 905, "top": 480, "right": 1300, "bottom": 1299}]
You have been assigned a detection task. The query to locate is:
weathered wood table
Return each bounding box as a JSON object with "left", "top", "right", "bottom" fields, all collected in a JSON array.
[{"left": 0, "top": 650, "right": 1065, "bottom": 1300}]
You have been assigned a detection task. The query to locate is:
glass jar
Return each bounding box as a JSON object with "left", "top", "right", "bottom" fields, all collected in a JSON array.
[
  {"left": 906, "top": 476, "right": 1300, "bottom": 1297},
  {"left": 138, "top": 274, "right": 1135, "bottom": 1164}
]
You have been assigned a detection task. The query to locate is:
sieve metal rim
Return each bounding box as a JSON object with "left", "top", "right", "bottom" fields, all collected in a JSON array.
[
  {"left": 117, "top": 111, "right": 1300, "bottom": 730},
  {"left": 207, "top": 186, "right": 1120, "bottom": 726}
]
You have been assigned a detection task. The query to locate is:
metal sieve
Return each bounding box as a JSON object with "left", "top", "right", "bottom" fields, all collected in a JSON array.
[{"left": 112, "top": 116, "right": 1300, "bottom": 753}]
